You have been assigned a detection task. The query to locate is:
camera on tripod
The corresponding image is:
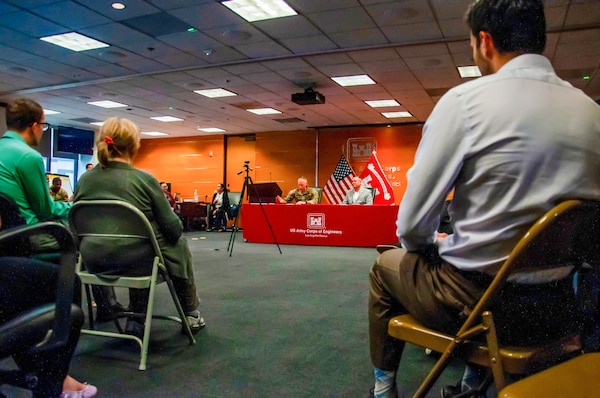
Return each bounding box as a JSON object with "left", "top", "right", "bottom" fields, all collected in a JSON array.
[{"left": 238, "top": 161, "right": 253, "bottom": 174}]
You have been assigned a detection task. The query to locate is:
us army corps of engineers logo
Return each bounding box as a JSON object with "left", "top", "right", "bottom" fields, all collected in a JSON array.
[{"left": 307, "top": 213, "right": 325, "bottom": 229}]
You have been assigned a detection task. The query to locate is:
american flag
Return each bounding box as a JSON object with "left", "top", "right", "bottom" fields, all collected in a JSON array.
[{"left": 323, "top": 155, "right": 355, "bottom": 204}]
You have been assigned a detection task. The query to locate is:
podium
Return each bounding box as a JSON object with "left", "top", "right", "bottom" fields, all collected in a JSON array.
[{"left": 248, "top": 182, "right": 282, "bottom": 203}]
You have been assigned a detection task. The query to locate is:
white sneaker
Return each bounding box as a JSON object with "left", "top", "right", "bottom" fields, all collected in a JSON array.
[{"left": 184, "top": 311, "right": 205, "bottom": 334}]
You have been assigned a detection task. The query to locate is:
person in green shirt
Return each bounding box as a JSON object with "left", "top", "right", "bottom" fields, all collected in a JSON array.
[
  {"left": 0, "top": 98, "right": 70, "bottom": 225},
  {"left": 0, "top": 97, "right": 97, "bottom": 398}
]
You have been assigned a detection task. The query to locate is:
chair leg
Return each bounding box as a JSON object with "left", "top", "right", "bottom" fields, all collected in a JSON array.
[
  {"left": 414, "top": 345, "right": 456, "bottom": 397},
  {"left": 84, "top": 284, "right": 95, "bottom": 329},
  {"left": 163, "top": 271, "right": 196, "bottom": 345},
  {"left": 482, "top": 311, "right": 506, "bottom": 391},
  {"left": 137, "top": 265, "right": 160, "bottom": 371}
]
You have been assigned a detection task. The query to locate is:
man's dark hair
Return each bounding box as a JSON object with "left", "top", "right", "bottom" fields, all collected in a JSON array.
[
  {"left": 52, "top": 177, "right": 61, "bottom": 184},
  {"left": 6, "top": 98, "right": 44, "bottom": 132},
  {"left": 466, "top": 0, "right": 546, "bottom": 54}
]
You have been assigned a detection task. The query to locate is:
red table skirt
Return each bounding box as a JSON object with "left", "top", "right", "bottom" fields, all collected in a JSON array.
[{"left": 242, "top": 203, "right": 399, "bottom": 247}]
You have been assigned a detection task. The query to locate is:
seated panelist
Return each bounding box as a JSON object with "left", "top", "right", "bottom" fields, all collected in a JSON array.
[
  {"left": 343, "top": 176, "right": 373, "bottom": 205},
  {"left": 207, "top": 183, "right": 230, "bottom": 232},
  {"left": 276, "top": 177, "right": 318, "bottom": 204}
]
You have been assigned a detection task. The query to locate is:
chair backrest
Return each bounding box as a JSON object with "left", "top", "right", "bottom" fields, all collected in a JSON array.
[
  {"left": 69, "top": 200, "right": 163, "bottom": 275},
  {"left": 0, "top": 222, "right": 80, "bottom": 355},
  {"left": 463, "top": 200, "right": 600, "bottom": 336},
  {"left": 0, "top": 192, "right": 26, "bottom": 231},
  {"left": 227, "top": 191, "right": 242, "bottom": 217},
  {"left": 312, "top": 187, "right": 323, "bottom": 204}
]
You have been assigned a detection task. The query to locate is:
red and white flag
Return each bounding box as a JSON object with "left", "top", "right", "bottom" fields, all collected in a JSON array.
[
  {"left": 360, "top": 151, "right": 395, "bottom": 205},
  {"left": 323, "top": 155, "right": 355, "bottom": 204}
]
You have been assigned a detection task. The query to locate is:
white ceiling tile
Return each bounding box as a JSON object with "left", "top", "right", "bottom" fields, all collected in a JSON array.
[
  {"left": 0, "top": 0, "right": 597, "bottom": 137},
  {"left": 328, "top": 29, "right": 389, "bottom": 48},
  {"left": 279, "top": 35, "right": 338, "bottom": 54}
]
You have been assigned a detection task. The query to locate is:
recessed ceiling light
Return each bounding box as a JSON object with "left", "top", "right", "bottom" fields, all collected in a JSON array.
[
  {"left": 198, "top": 127, "right": 226, "bottom": 133},
  {"left": 40, "top": 32, "right": 109, "bottom": 52},
  {"left": 457, "top": 66, "right": 482, "bottom": 78},
  {"left": 222, "top": 0, "right": 297, "bottom": 22},
  {"left": 193, "top": 88, "right": 237, "bottom": 98},
  {"left": 141, "top": 131, "right": 169, "bottom": 136},
  {"left": 382, "top": 111, "right": 412, "bottom": 118},
  {"left": 90, "top": 121, "right": 104, "bottom": 126},
  {"left": 365, "top": 100, "right": 400, "bottom": 108},
  {"left": 111, "top": 3, "right": 125, "bottom": 10},
  {"left": 43, "top": 109, "right": 61, "bottom": 115},
  {"left": 87, "top": 100, "right": 128, "bottom": 108},
  {"left": 247, "top": 108, "right": 281, "bottom": 115},
  {"left": 331, "top": 74, "right": 376, "bottom": 87},
  {"left": 150, "top": 116, "right": 184, "bottom": 122}
]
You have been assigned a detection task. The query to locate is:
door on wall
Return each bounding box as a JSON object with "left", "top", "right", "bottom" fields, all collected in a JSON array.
[{"left": 225, "top": 135, "right": 256, "bottom": 200}]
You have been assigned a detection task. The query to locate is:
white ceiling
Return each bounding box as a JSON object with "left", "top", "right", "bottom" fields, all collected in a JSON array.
[{"left": 0, "top": 0, "right": 598, "bottom": 139}]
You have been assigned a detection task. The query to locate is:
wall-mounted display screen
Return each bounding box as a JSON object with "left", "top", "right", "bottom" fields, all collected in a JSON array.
[{"left": 56, "top": 126, "right": 95, "bottom": 155}]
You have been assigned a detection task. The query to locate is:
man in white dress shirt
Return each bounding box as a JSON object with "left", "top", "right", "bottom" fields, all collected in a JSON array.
[{"left": 368, "top": 1, "right": 600, "bottom": 397}]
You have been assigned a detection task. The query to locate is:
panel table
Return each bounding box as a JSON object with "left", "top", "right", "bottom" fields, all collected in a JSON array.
[{"left": 242, "top": 203, "right": 399, "bottom": 247}]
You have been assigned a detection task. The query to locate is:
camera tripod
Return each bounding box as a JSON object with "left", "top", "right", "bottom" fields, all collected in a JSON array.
[{"left": 227, "top": 161, "right": 282, "bottom": 256}]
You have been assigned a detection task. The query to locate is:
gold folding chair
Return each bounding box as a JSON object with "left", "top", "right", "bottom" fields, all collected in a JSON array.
[
  {"left": 386, "top": 200, "right": 600, "bottom": 397},
  {"left": 498, "top": 352, "right": 600, "bottom": 397},
  {"left": 69, "top": 200, "right": 196, "bottom": 371}
]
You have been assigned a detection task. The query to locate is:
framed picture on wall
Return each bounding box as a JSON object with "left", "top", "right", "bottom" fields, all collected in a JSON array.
[{"left": 346, "top": 138, "right": 377, "bottom": 163}]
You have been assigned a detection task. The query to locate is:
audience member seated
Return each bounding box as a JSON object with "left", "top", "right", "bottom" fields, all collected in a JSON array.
[
  {"left": 160, "top": 181, "right": 180, "bottom": 213},
  {"left": 276, "top": 177, "right": 318, "bottom": 204},
  {"left": 85, "top": 163, "right": 93, "bottom": 172},
  {"left": 367, "top": 1, "right": 600, "bottom": 397},
  {"left": 0, "top": 98, "right": 70, "bottom": 229},
  {"left": 50, "top": 177, "right": 70, "bottom": 202},
  {"left": 0, "top": 98, "right": 99, "bottom": 397},
  {"left": 207, "top": 183, "right": 229, "bottom": 232},
  {"left": 73, "top": 116, "right": 206, "bottom": 337},
  {"left": 343, "top": 176, "right": 373, "bottom": 205},
  {"left": 0, "top": 256, "right": 96, "bottom": 398}
]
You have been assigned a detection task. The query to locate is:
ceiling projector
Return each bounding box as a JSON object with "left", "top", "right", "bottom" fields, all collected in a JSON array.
[{"left": 291, "top": 88, "right": 326, "bottom": 105}]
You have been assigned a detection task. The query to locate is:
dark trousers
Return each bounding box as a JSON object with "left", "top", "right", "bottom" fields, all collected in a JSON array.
[
  {"left": 125, "top": 276, "right": 199, "bottom": 314},
  {"left": 369, "top": 247, "right": 577, "bottom": 370},
  {"left": 209, "top": 207, "right": 227, "bottom": 230},
  {"left": 0, "top": 257, "right": 82, "bottom": 398}
]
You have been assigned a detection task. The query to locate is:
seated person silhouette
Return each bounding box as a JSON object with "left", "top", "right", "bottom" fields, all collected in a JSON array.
[
  {"left": 0, "top": 256, "right": 97, "bottom": 398},
  {"left": 207, "top": 183, "right": 229, "bottom": 232},
  {"left": 160, "top": 181, "right": 179, "bottom": 212}
]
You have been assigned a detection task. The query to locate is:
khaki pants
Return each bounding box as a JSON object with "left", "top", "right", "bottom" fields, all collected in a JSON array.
[{"left": 368, "top": 247, "right": 577, "bottom": 370}]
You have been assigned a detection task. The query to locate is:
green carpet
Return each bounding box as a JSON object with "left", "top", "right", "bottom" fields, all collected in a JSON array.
[{"left": 2, "top": 231, "right": 463, "bottom": 397}]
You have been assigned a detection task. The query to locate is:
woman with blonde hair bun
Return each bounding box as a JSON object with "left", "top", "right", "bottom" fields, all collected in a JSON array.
[{"left": 73, "top": 117, "right": 205, "bottom": 336}]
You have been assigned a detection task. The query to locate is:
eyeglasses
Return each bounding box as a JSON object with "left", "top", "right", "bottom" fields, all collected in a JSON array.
[{"left": 39, "top": 122, "right": 51, "bottom": 132}]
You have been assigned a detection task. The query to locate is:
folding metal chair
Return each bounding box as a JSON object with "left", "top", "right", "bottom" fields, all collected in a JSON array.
[
  {"left": 69, "top": 200, "right": 196, "bottom": 371},
  {"left": 386, "top": 200, "right": 600, "bottom": 397}
]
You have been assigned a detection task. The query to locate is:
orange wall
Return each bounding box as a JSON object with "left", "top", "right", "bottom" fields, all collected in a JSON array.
[
  {"left": 134, "top": 125, "right": 422, "bottom": 205},
  {"left": 135, "top": 135, "right": 225, "bottom": 201}
]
